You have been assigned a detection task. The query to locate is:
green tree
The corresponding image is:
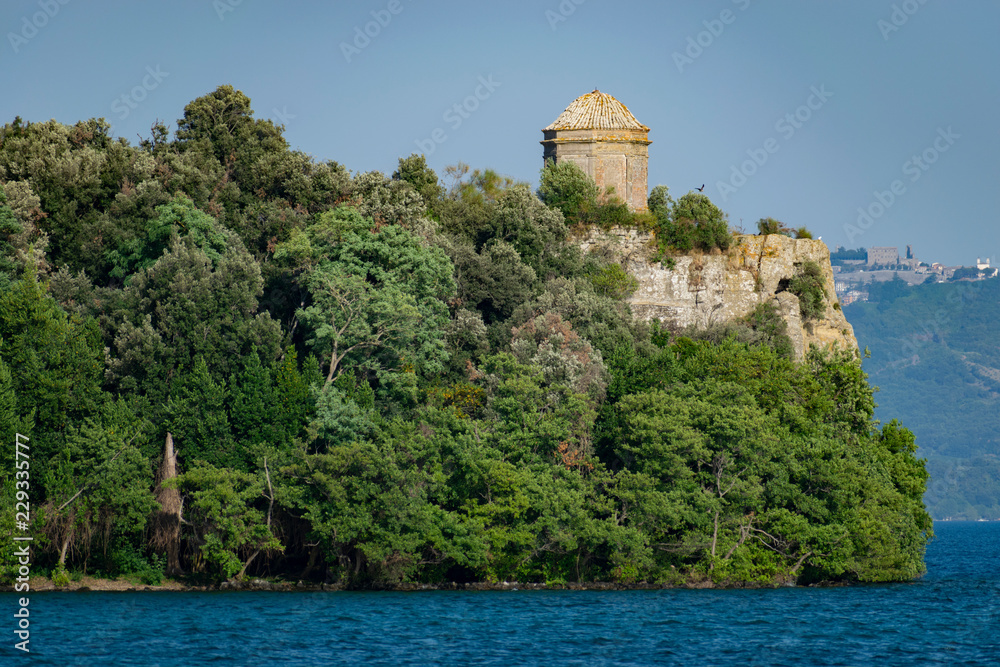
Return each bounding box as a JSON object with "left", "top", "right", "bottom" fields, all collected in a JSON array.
[
  {"left": 299, "top": 266, "right": 422, "bottom": 387},
  {"left": 393, "top": 154, "right": 443, "bottom": 216},
  {"left": 0, "top": 118, "right": 157, "bottom": 276},
  {"left": 104, "top": 193, "right": 230, "bottom": 280},
  {"left": 350, "top": 171, "right": 430, "bottom": 233},
  {"left": 0, "top": 273, "right": 104, "bottom": 466},
  {"left": 0, "top": 190, "right": 23, "bottom": 288},
  {"left": 537, "top": 159, "right": 599, "bottom": 226},
  {"left": 672, "top": 193, "right": 732, "bottom": 251},
  {"left": 108, "top": 235, "right": 282, "bottom": 401},
  {"left": 444, "top": 238, "right": 537, "bottom": 324},
  {"left": 588, "top": 263, "right": 639, "bottom": 300},
  {"left": 229, "top": 347, "right": 314, "bottom": 466},
  {"left": 647, "top": 185, "right": 674, "bottom": 218},
  {"left": 165, "top": 357, "right": 236, "bottom": 469},
  {"left": 278, "top": 420, "right": 484, "bottom": 585},
  {"left": 169, "top": 462, "right": 282, "bottom": 580},
  {"left": 288, "top": 206, "right": 455, "bottom": 399},
  {"left": 510, "top": 276, "right": 644, "bottom": 358},
  {"left": 41, "top": 398, "right": 156, "bottom": 572},
  {"left": 175, "top": 85, "right": 288, "bottom": 168}
]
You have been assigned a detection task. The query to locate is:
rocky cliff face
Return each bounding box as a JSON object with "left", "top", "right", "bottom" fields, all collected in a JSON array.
[{"left": 580, "top": 229, "right": 858, "bottom": 361}]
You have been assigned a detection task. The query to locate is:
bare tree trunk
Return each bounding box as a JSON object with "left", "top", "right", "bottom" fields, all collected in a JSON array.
[
  {"left": 238, "top": 459, "right": 275, "bottom": 580},
  {"left": 152, "top": 432, "right": 183, "bottom": 576},
  {"left": 57, "top": 516, "right": 75, "bottom": 568},
  {"left": 710, "top": 509, "right": 719, "bottom": 568},
  {"left": 301, "top": 544, "right": 322, "bottom": 579},
  {"left": 790, "top": 551, "right": 813, "bottom": 575}
]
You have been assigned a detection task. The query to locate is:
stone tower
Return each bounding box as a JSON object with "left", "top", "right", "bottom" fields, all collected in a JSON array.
[{"left": 541, "top": 90, "right": 651, "bottom": 211}]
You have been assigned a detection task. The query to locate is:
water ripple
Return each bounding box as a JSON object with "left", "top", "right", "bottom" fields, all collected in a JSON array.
[{"left": 3, "top": 522, "right": 998, "bottom": 666}]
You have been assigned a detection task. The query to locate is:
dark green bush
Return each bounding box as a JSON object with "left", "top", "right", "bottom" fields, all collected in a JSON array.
[
  {"left": 649, "top": 191, "right": 732, "bottom": 255},
  {"left": 789, "top": 261, "right": 826, "bottom": 320}
]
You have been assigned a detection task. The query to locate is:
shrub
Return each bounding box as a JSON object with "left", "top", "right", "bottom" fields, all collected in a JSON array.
[
  {"left": 682, "top": 302, "right": 794, "bottom": 359},
  {"left": 647, "top": 185, "right": 674, "bottom": 217},
  {"left": 52, "top": 567, "right": 70, "bottom": 587},
  {"left": 650, "top": 191, "right": 732, "bottom": 255},
  {"left": 789, "top": 261, "right": 826, "bottom": 320},
  {"left": 757, "top": 218, "right": 792, "bottom": 235},
  {"left": 140, "top": 554, "right": 165, "bottom": 586},
  {"left": 742, "top": 302, "right": 794, "bottom": 358},
  {"left": 538, "top": 159, "right": 599, "bottom": 225},
  {"left": 595, "top": 198, "right": 632, "bottom": 230},
  {"left": 589, "top": 263, "right": 639, "bottom": 300}
]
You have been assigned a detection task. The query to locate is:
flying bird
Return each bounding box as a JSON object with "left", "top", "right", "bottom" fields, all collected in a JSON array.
[{"left": 696, "top": 184, "right": 705, "bottom": 192}]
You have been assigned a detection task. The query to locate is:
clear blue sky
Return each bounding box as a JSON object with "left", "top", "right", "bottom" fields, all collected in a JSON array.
[{"left": 2, "top": 0, "right": 996, "bottom": 266}]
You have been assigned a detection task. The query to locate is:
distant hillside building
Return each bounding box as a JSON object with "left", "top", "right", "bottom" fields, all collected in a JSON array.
[
  {"left": 541, "top": 90, "right": 651, "bottom": 211},
  {"left": 900, "top": 244, "right": 921, "bottom": 270},
  {"left": 867, "top": 246, "right": 899, "bottom": 266}
]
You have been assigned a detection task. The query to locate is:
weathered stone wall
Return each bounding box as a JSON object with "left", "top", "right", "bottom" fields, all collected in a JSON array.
[
  {"left": 542, "top": 128, "right": 651, "bottom": 211},
  {"left": 579, "top": 228, "right": 859, "bottom": 361}
]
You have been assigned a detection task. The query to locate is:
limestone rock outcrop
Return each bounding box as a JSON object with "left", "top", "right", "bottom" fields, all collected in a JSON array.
[{"left": 581, "top": 228, "right": 858, "bottom": 361}]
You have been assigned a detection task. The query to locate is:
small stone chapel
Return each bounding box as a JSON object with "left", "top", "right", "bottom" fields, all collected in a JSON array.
[{"left": 540, "top": 90, "right": 651, "bottom": 211}]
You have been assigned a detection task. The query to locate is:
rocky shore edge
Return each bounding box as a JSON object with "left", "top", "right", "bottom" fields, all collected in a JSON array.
[{"left": 3, "top": 575, "right": 808, "bottom": 593}]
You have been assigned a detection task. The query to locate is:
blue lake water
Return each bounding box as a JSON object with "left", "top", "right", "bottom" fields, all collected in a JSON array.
[{"left": 3, "top": 521, "right": 999, "bottom": 666}]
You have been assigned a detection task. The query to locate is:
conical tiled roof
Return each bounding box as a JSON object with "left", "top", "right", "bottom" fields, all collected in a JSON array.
[{"left": 544, "top": 90, "right": 649, "bottom": 132}]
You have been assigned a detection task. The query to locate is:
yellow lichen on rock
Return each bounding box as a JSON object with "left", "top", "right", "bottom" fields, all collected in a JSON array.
[{"left": 579, "top": 228, "right": 858, "bottom": 361}]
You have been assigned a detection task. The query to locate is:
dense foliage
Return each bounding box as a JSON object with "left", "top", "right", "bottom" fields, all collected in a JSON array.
[
  {"left": 648, "top": 186, "right": 732, "bottom": 256},
  {"left": 845, "top": 276, "right": 1000, "bottom": 520},
  {"left": 0, "top": 87, "right": 931, "bottom": 587}
]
